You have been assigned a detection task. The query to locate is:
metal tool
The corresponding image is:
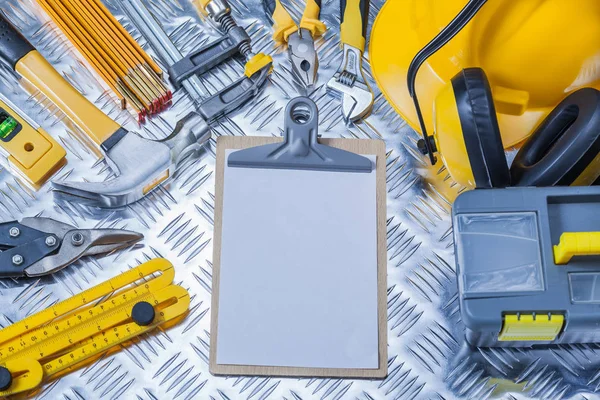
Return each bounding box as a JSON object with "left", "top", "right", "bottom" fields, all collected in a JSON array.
[
  {"left": 262, "top": 0, "right": 326, "bottom": 91},
  {"left": 0, "top": 217, "right": 142, "bottom": 278},
  {"left": 326, "top": 0, "right": 373, "bottom": 122},
  {"left": 0, "top": 14, "right": 268, "bottom": 207},
  {"left": 51, "top": 74, "right": 266, "bottom": 207},
  {"left": 123, "top": 0, "right": 272, "bottom": 106},
  {"left": 0, "top": 258, "right": 189, "bottom": 396}
]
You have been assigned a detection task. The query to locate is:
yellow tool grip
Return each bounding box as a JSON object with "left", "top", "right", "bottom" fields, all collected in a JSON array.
[
  {"left": 270, "top": 0, "right": 298, "bottom": 44},
  {"left": 499, "top": 314, "right": 564, "bottom": 342},
  {"left": 0, "top": 359, "right": 43, "bottom": 396},
  {"left": 244, "top": 53, "right": 274, "bottom": 78},
  {"left": 300, "top": 0, "right": 326, "bottom": 37},
  {"left": 15, "top": 51, "right": 121, "bottom": 148},
  {"left": 554, "top": 232, "right": 600, "bottom": 265},
  {"left": 340, "top": 0, "right": 369, "bottom": 51},
  {"left": 0, "top": 258, "right": 175, "bottom": 344},
  {"left": 0, "top": 99, "right": 66, "bottom": 187},
  {"left": 192, "top": 0, "right": 211, "bottom": 16}
]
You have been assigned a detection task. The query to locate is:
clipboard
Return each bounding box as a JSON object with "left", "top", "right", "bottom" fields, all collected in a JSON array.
[{"left": 210, "top": 98, "right": 387, "bottom": 378}]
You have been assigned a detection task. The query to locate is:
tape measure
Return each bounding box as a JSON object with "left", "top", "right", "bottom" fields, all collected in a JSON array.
[{"left": 0, "top": 258, "right": 189, "bottom": 397}]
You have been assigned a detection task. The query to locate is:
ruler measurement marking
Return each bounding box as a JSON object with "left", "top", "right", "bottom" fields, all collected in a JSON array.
[
  {"left": 0, "top": 290, "right": 159, "bottom": 362},
  {"left": 0, "top": 260, "right": 186, "bottom": 396},
  {"left": 0, "top": 264, "right": 172, "bottom": 343}
]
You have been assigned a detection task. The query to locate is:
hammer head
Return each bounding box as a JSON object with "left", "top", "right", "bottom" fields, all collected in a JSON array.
[{"left": 53, "top": 113, "right": 211, "bottom": 208}]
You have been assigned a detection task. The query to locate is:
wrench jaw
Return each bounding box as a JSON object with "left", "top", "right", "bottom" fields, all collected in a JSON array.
[
  {"left": 51, "top": 61, "right": 269, "bottom": 209},
  {"left": 327, "top": 79, "right": 374, "bottom": 123},
  {"left": 327, "top": 44, "right": 374, "bottom": 122}
]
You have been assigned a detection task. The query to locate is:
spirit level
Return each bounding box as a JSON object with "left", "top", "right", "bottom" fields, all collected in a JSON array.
[
  {"left": 0, "top": 258, "right": 189, "bottom": 397},
  {"left": 0, "top": 94, "right": 66, "bottom": 188}
]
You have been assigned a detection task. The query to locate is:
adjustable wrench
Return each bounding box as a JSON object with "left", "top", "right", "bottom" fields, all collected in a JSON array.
[
  {"left": 0, "top": 15, "right": 267, "bottom": 208},
  {"left": 327, "top": 0, "right": 374, "bottom": 122}
]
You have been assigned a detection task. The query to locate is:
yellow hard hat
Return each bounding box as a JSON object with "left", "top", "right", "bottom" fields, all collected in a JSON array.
[{"left": 370, "top": 0, "right": 600, "bottom": 148}]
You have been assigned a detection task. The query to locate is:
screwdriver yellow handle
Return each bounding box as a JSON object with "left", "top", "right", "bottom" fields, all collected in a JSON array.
[
  {"left": 264, "top": 0, "right": 297, "bottom": 44},
  {"left": 299, "top": 0, "right": 326, "bottom": 37},
  {"left": 340, "top": 0, "right": 370, "bottom": 51},
  {"left": 16, "top": 51, "right": 121, "bottom": 148},
  {"left": 554, "top": 232, "right": 600, "bottom": 265}
]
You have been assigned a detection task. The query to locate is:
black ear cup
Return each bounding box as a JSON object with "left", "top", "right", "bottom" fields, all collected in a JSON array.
[
  {"left": 452, "top": 68, "right": 511, "bottom": 188},
  {"left": 511, "top": 88, "right": 600, "bottom": 186}
]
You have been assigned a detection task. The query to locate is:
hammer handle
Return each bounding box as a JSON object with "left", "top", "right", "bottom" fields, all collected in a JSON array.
[{"left": 0, "top": 15, "right": 121, "bottom": 148}]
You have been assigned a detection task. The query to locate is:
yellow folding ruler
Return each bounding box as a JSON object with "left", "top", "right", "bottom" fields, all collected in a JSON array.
[{"left": 0, "top": 258, "right": 189, "bottom": 397}]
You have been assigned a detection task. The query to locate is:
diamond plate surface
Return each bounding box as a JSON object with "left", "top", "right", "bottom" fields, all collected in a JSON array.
[{"left": 0, "top": 0, "right": 597, "bottom": 399}]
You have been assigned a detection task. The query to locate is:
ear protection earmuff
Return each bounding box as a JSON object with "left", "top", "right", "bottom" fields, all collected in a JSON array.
[
  {"left": 511, "top": 87, "right": 600, "bottom": 186},
  {"left": 408, "top": 0, "right": 600, "bottom": 189},
  {"left": 434, "top": 68, "right": 600, "bottom": 188},
  {"left": 434, "top": 67, "right": 510, "bottom": 188}
]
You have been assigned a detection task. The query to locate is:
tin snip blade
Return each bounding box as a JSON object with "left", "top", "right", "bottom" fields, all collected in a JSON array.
[
  {"left": 0, "top": 258, "right": 189, "bottom": 397},
  {"left": 0, "top": 217, "right": 143, "bottom": 278}
]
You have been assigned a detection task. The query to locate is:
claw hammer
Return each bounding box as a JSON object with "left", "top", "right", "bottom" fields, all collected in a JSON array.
[
  {"left": 326, "top": 0, "right": 374, "bottom": 122},
  {"left": 0, "top": 15, "right": 257, "bottom": 207}
]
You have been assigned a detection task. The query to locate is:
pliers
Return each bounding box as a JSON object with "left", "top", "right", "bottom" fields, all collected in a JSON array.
[
  {"left": 0, "top": 217, "right": 143, "bottom": 278},
  {"left": 263, "top": 0, "right": 326, "bottom": 91}
]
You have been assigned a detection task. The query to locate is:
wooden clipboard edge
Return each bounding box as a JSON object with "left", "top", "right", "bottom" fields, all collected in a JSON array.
[{"left": 210, "top": 136, "right": 388, "bottom": 379}]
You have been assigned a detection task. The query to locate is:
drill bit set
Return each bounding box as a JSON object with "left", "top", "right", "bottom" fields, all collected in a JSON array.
[{"left": 36, "top": 0, "right": 172, "bottom": 122}]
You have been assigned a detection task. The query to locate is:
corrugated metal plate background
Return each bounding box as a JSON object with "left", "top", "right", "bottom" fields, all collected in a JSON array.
[{"left": 0, "top": 0, "right": 598, "bottom": 398}]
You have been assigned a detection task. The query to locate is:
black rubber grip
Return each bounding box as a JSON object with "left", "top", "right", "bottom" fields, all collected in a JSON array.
[
  {"left": 0, "top": 15, "right": 35, "bottom": 70},
  {"left": 340, "top": 0, "right": 370, "bottom": 39}
]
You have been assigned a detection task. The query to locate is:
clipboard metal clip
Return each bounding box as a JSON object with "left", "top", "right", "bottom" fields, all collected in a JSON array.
[{"left": 228, "top": 97, "right": 373, "bottom": 173}]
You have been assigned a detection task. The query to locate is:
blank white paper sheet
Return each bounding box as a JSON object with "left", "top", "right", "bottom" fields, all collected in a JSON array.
[{"left": 216, "top": 150, "right": 378, "bottom": 369}]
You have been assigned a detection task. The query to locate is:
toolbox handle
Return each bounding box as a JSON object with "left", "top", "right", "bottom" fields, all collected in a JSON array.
[{"left": 553, "top": 232, "right": 600, "bottom": 265}]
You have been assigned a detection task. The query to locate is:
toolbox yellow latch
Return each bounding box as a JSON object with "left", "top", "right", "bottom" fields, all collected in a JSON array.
[
  {"left": 554, "top": 232, "right": 600, "bottom": 265},
  {"left": 499, "top": 314, "right": 564, "bottom": 342}
]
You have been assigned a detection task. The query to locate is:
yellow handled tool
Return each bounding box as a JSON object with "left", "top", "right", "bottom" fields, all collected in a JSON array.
[
  {"left": 0, "top": 258, "right": 189, "bottom": 397},
  {"left": 0, "top": 15, "right": 215, "bottom": 208},
  {"left": 263, "top": 0, "right": 326, "bottom": 90},
  {"left": 326, "top": 0, "right": 374, "bottom": 122},
  {"left": 0, "top": 15, "right": 124, "bottom": 147},
  {"left": 554, "top": 232, "right": 600, "bottom": 265},
  {"left": 265, "top": 0, "right": 325, "bottom": 43},
  {"left": 267, "top": 0, "right": 297, "bottom": 43},
  {"left": 340, "top": 0, "right": 369, "bottom": 52},
  {"left": 0, "top": 94, "right": 65, "bottom": 188}
]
